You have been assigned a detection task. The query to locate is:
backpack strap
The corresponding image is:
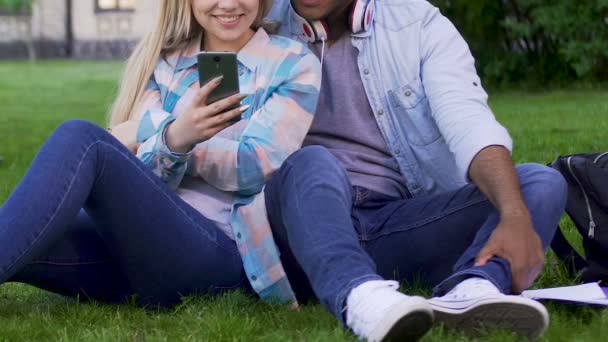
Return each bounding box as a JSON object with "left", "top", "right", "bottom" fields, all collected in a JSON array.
[{"left": 551, "top": 224, "right": 588, "bottom": 276}]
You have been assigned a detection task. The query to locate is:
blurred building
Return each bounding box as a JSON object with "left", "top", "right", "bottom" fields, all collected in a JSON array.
[{"left": 0, "top": 0, "right": 158, "bottom": 59}]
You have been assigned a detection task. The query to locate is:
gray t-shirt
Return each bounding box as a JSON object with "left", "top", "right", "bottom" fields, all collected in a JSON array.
[{"left": 304, "top": 34, "right": 409, "bottom": 198}]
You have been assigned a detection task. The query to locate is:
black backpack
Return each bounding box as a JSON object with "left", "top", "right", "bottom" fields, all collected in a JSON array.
[{"left": 549, "top": 152, "right": 608, "bottom": 283}]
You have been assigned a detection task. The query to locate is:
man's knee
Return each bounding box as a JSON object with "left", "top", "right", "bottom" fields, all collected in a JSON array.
[
  {"left": 286, "top": 145, "right": 343, "bottom": 171},
  {"left": 271, "top": 146, "right": 347, "bottom": 187},
  {"left": 517, "top": 163, "right": 568, "bottom": 205},
  {"left": 266, "top": 146, "right": 351, "bottom": 208},
  {"left": 517, "top": 163, "right": 567, "bottom": 243}
]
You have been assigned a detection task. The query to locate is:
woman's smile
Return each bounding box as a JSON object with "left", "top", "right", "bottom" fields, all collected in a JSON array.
[{"left": 213, "top": 14, "right": 245, "bottom": 27}]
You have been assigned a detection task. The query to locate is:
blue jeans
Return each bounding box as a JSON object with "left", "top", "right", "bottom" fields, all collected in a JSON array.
[
  {"left": 0, "top": 120, "right": 246, "bottom": 306},
  {"left": 265, "top": 146, "right": 567, "bottom": 324}
]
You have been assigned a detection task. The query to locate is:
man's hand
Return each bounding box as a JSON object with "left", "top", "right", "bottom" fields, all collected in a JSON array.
[
  {"left": 468, "top": 145, "right": 545, "bottom": 294},
  {"left": 475, "top": 210, "right": 544, "bottom": 294}
]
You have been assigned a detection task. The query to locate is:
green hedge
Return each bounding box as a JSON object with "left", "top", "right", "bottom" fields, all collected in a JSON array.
[{"left": 431, "top": 0, "right": 608, "bottom": 86}]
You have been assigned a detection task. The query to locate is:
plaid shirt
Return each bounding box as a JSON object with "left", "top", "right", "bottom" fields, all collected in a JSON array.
[{"left": 134, "top": 29, "right": 321, "bottom": 304}]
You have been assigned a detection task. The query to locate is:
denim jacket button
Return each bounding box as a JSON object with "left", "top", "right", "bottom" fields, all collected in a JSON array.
[
  {"left": 395, "top": 149, "right": 401, "bottom": 155},
  {"left": 377, "top": 109, "right": 384, "bottom": 115},
  {"left": 405, "top": 91, "right": 412, "bottom": 97},
  {"left": 363, "top": 69, "right": 370, "bottom": 75}
]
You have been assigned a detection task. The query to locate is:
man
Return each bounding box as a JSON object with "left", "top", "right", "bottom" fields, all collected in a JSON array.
[{"left": 263, "top": 0, "right": 567, "bottom": 340}]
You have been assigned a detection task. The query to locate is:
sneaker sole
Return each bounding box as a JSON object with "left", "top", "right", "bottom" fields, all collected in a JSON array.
[
  {"left": 430, "top": 296, "right": 549, "bottom": 340},
  {"left": 369, "top": 297, "right": 434, "bottom": 342}
]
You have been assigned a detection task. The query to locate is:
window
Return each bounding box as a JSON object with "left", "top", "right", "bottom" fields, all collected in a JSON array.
[{"left": 96, "top": 0, "right": 136, "bottom": 12}]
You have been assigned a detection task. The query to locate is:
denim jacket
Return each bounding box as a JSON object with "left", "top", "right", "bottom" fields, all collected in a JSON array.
[{"left": 267, "top": 0, "right": 512, "bottom": 196}]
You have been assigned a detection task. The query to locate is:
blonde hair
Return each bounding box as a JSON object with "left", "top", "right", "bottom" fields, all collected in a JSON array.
[{"left": 108, "top": 0, "right": 274, "bottom": 126}]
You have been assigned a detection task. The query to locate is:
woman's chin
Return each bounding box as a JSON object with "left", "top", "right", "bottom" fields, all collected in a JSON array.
[{"left": 204, "top": 25, "right": 256, "bottom": 51}]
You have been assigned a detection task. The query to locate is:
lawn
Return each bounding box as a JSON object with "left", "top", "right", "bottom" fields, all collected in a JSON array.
[{"left": 0, "top": 61, "right": 607, "bottom": 341}]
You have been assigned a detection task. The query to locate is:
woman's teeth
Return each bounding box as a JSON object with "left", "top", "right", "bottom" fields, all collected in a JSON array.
[{"left": 217, "top": 16, "right": 240, "bottom": 23}]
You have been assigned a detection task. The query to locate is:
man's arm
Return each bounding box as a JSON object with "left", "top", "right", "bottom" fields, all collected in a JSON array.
[
  {"left": 469, "top": 145, "right": 544, "bottom": 294},
  {"left": 417, "top": 7, "right": 543, "bottom": 293}
]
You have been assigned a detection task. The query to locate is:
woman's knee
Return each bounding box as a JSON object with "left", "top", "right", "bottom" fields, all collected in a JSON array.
[
  {"left": 49, "top": 120, "right": 107, "bottom": 147},
  {"left": 55, "top": 119, "right": 102, "bottom": 137}
]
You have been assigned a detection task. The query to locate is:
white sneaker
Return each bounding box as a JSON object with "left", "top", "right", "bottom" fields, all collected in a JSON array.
[
  {"left": 345, "top": 280, "right": 433, "bottom": 341},
  {"left": 428, "top": 277, "right": 549, "bottom": 340}
]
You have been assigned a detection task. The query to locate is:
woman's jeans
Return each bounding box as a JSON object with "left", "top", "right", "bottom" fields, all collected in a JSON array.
[
  {"left": 0, "top": 120, "right": 246, "bottom": 306},
  {"left": 265, "top": 146, "right": 568, "bottom": 324}
]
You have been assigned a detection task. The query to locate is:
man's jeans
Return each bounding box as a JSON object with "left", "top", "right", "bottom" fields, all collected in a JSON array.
[
  {"left": 265, "top": 145, "right": 567, "bottom": 324},
  {"left": 0, "top": 120, "right": 246, "bottom": 305}
]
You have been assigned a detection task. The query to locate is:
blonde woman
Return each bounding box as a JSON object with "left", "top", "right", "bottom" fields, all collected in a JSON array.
[{"left": 0, "top": 0, "right": 320, "bottom": 306}]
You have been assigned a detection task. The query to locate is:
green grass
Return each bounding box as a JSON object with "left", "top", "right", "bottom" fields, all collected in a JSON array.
[{"left": 0, "top": 61, "right": 607, "bottom": 341}]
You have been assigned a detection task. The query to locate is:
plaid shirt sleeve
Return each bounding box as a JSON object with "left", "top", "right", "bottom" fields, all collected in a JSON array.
[
  {"left": 135, "top": 71, "right": 190, "bottom": 190},
  {"left": 187, "top": 53, "right": 321, "bottom": 196}
]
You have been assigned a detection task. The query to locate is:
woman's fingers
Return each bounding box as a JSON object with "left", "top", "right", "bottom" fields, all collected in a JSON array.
[
  {"left": 212, "top": 104, "right": 250, "bottom": 126},
  {"left": 182, "top": 104, "right": 249, "bottom": 145},
  {"left": 205, "top": 92, "right": 249, "bottom": 116},
  {"left": 176, "top": 85, "right": 250, "bottom": 146},
  {"left": 207, "top": 112, "right": 246, "bottom": 137},
  {"left": 194, "top": 75, "right": 224, "bottom": 106}
]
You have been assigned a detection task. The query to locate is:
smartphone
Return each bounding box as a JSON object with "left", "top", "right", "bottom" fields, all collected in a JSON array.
[{"left": 197, "top": 51, "right": 241, "bottom": 116}]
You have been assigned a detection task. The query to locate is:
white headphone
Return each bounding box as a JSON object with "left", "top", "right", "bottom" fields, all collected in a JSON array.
[{"left": 293, "top": 0, "right": 376, "bottom": 42}]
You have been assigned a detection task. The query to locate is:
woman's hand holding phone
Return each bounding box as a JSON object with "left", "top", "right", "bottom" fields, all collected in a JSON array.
[{"left": 165, "top": 76, "right": 249, "bottom": 153}]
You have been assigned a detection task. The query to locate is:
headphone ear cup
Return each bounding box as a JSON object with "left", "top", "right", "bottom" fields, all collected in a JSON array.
[
  {"left": 350, "top": 0, "right": 367, "bottom": 33},
  {"left": 311, "top": 20, "right": 330, "bottom": 41},
  {"left": 292, "top": 9, "right": 317, "bottom": 42},
  {"left": 363, "top": 0, "right": 375, "bottom": 32},
  {"left": 293, "top": 9, "right": 328, "bottom": 42}
]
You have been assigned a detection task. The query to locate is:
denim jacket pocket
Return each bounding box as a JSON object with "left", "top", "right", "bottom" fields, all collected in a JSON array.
[{"left": 388, "top": 81, "right": 441, "bottom": 146}]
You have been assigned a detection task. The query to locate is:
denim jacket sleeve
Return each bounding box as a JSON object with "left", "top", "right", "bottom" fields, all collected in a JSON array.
[
  {"left": 186, "top": 53, "right": 321, "bottom": 196},
  {"left": 419, "top": 8, "right": 512, "bottom": 181}
]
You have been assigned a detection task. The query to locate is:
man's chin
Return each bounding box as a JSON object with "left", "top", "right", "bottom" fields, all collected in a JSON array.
[
  {"left": 297, "top": 0, "right": 323, "bottom": 6},
  {"left": 292, "top": 0, "right": 353, "bottom": 22},
  {"left": 292, "top": 4, "right": 328, "bottom": 21}
]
